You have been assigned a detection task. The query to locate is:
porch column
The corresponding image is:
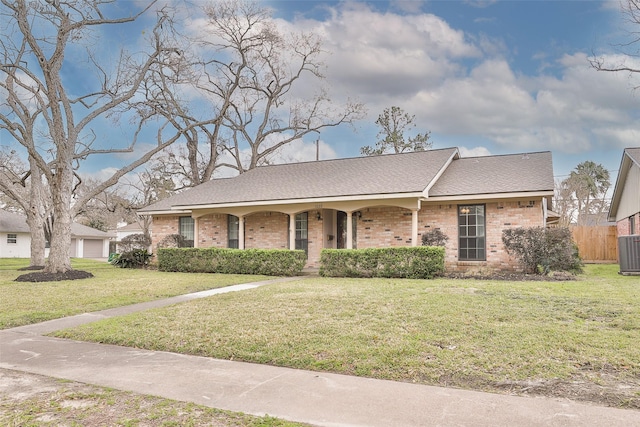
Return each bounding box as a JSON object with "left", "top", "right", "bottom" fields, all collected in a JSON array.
[
  {"left": 411, "top": 209, "right": 419, "bottom": 247},
  {"left": 238, "top": 215, "right": 245, "bottom": 250},
  {"left": 193, "top": 217, "right": 199, "bottom": 248},
  {"left": 346, "top": 211, "right": 353, "bottom": 249},
  {"left": 289, "top": 214, "right": 296, "bottom": 250}
]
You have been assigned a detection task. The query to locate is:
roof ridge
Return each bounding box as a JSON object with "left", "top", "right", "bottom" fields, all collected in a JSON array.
[{"left": 241, "top": 147, "right": 459, "bottom": 171}]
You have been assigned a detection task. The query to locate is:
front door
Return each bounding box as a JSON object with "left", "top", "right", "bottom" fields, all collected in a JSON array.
[{"left": 336, "top": 211, "right": 357, "bottom": 249}]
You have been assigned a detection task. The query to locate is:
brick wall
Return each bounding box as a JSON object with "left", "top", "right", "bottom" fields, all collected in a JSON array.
[
  {"left": 245, "top": 212, "right": 289, "bottom": 249},
  {"left": 151, "top": 199, "right": 545, "bottom": 272},
  {"left": 416, "top": 201, "right": 544, "bottom": 273},
  {"left": 150, "top": 215, "right": 180, "bottom": 251},
  {"left": 198, "top": 214, "right": 227, "bottom": 248},
  {"left": 616, "top": 212, "right": 640, "bottom": 236},
  {"left": 358, "top": 207, "right": 413, "bottom": 247}
]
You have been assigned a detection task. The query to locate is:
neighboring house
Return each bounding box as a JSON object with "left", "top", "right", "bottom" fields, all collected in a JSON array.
[
  {"left": 0, "top": 210, "right": 111, "bottom": 258},
  {"left": 139, "top": 148, "right": 556, "bottom": 272},
  {"left": 608, "top": 147, "right": 640, "bottom": 236},
  {"left": 110, "top": 222, "right": 145, "bottom": 252}
]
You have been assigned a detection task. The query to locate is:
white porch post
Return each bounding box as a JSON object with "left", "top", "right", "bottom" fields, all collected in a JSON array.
[
  {"left": 193, "top": 217, "right": 199, "bottom": 248},
  {"left": 346, "top": 211, "right": 353, "bottom": 249},
  {"left": 289, "top": 214, "right": 296, "bottom": 250},
  {"left": 238, "top": 215, "right": 245, "bottom": 250},
  {"left": 411, "top": 209, "right": 419, "bottom": 247}
]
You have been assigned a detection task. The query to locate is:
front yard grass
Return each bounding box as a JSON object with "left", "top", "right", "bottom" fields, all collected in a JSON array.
[
  {"left": 53, "top": 263, "right": 640, "bottom": 409},
  {"left": 0, "top": 368, "right": 308, "bottom": 427},
  {"left": 0, "top": 259, "right": 272, "bottom": 329}
]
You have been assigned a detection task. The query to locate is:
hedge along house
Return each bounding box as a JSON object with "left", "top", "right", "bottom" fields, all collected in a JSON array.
[{"left": 139, "top": 148, "right": 556, "bottom": 272}]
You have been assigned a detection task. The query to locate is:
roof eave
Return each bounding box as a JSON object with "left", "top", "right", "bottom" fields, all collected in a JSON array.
[
  {"left": 607, "top": 151, "right": 632, "bottom": 222},
  {"left": 424, "top": 190, "right": 554, "bottom": 202},
  {"left": 138, "top": 209, "right": 192, "bottom": 216},
  {"left": 171, "top": 192, "right": 427, "bottom": 212}
]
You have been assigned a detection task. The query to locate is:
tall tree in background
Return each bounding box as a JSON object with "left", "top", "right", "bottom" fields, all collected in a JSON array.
[
  {"left": 0, "top": 148, "right": 51, "bottom": 267},
  {"left": 561, "top": 161, "right": 611, "bottom": 225},
  {"left": 140, "top": 0, "right": 365, "bottom": 184},
  {"left": 0, "top": 0, "right": 186, "bottom": 275},
  {"left": 361, "top": 106, "right": 431, "bottom": 156}
]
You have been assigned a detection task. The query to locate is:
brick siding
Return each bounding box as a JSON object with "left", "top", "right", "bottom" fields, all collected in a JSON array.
[
  {"left": 245, "top": 212, "right": 289, "bottom": 249},
  {"left": 150, "top": 199, "right": 545, "bottom": 272},
  {"left": 617, "top": 212, "right": 639, "bottom": 236}
]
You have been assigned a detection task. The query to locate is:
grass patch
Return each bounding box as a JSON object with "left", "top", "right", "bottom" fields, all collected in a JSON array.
[
  {"left": 0, "top": 259, "right": 272, "bottom": 329},
  {"left": 0, "top": 369, "right": 308, "bottom": 426},
  {"left": 54, "top": 264, "right": 640, "bottom": 408}
]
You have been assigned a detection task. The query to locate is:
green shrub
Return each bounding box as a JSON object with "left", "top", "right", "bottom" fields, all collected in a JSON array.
[
  {"left": 157, "top": 248, "right": 306, "bottom": 276},
  {"left": 319, "top": 247, "right": 445, "bottom": 279},
  {"left": 502, "top": 227, "right": 583, "bottom": 275},
  {"left": 157, "top": 234, "right": 190, "bottom": 248},
  {"left": 110, "top": 249, "right": 153, "bottom": 269},
  {"left": 118, "top": 233, "right": 151, "bottom": 252},
  {"left": 421, "top": 228, "right": 449, "bottom": 247}
]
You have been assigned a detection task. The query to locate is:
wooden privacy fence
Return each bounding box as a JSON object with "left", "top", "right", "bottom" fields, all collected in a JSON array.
[{"left": 570, "top": 226, "right": 618, "bottom": 263}]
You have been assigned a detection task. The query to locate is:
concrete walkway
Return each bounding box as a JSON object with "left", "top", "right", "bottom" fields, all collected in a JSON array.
[{"left": 1, "top": 278, "right": 638, "bottom": 427}]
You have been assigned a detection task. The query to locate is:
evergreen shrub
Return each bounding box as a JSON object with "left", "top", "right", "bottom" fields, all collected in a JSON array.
[
  {"left": 319, "top": 247, "right": 445, "bottom": 279},
  {"left": 157, "top": 248, "right": 306, "bottom": 276}
]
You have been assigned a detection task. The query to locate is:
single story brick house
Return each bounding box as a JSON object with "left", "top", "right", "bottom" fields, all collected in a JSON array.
[
  {"left": 139, "top": 148, "right": 556, "bottom": 272},
  {"left": 608, "top": 147, "right": 640, "bottom": 236}
]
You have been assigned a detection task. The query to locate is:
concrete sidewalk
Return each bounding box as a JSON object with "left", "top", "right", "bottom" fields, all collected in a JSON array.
[{"left": 1, "top": 278, "right": 638, "bottom": 427}]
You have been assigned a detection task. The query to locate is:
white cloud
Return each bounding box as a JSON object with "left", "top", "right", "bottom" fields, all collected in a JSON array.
[
  {"left": 295, "top": 2, "right": 481, "bottom": 100},
  {"left": 278, "top": 4, "right": 640, "bottom": 159}
]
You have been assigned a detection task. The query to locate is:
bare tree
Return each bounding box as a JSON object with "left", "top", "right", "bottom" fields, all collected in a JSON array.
[
  {"left": 0, "top": 148, "right": 50, "bottom": 267},
  {"left": 73, "top": 178, "right": 140, "bottom": 231},
  {"left": 553, "top": 178, "right": 578, "bottom": 226},
  {"left": 142, "top": 0, "right": 365, "bottom": 184},
  {"left": 0, "top": 0, "right": 187, "bottom": 275},
  {"left": 361, "top": 106, "right": 431, "bottom": 156},
  {"left": 121, "top": 161, "right": 178, "bottom": 237},
  {"left": 590, "top": 0, "right": 640, "bottom": 82}
]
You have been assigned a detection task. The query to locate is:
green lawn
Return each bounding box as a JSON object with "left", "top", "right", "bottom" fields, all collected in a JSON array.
[
  {"left": 53, "top": 263, "right": 640, "bottom": 408},
  {"left": 0, "top": 259, "right": 272, "bottom": 329}
]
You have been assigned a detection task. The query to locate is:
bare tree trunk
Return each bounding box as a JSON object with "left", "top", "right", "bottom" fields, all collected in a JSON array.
[
  {"left": 27, "top": 158, "right": 46, "bottom": 267},
  {"left": 46, "top": 164, "right": 73, "bottom": 273}
]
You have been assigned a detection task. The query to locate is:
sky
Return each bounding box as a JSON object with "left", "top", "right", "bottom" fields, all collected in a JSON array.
[
  {"left": 256, "top": 0, "right": 639, "bottom": 185},
  {"left": 261, "top": 0, "right": 639, "bottom": 188},
  {"left": 2, "top": 0, "right": 640, "bottom": 193}
]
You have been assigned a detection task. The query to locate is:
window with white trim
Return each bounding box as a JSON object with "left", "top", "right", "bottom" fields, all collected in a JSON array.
[
  {"left": 179, "top": 217, "right": 194, "bottom": 247},
  {"left": 228, "top": 215, "right": 239, "bottom": 248},
  {"left": 458, "top": 205, "right": 485, "bottom": 261},
  {"left": 7, "top": 234, "right": 17, "bottom": 244},
  {"left": 295, "top": 212, "right": 308, "bottom": 253}
]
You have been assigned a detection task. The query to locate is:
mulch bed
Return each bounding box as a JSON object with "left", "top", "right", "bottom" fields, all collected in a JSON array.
[
  {"left": 443, "top": 271, "right": 577, "bottom": 281},
  {"left": 14, "top": 270, "right": 94, "bottom": 282}
]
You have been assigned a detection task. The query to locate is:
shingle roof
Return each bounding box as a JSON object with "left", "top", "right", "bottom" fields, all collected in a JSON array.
[
  {"left": 626, "top": 147, "right": 640, "bottom": 166},
  {"left": 140, "top": 148, "right": 459, "bottom": 212},
  {"left": 0, "top": 210, "right": 110, "bottom": 238},
  {"left": 140, "top": 148, "right": 555, "bottom": 213},
  {"left": 428, "top": 151, "right": 554, "bottom": 197},
  {"left": 0, "top": 210, "right": 30, "bottom": 233}
]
